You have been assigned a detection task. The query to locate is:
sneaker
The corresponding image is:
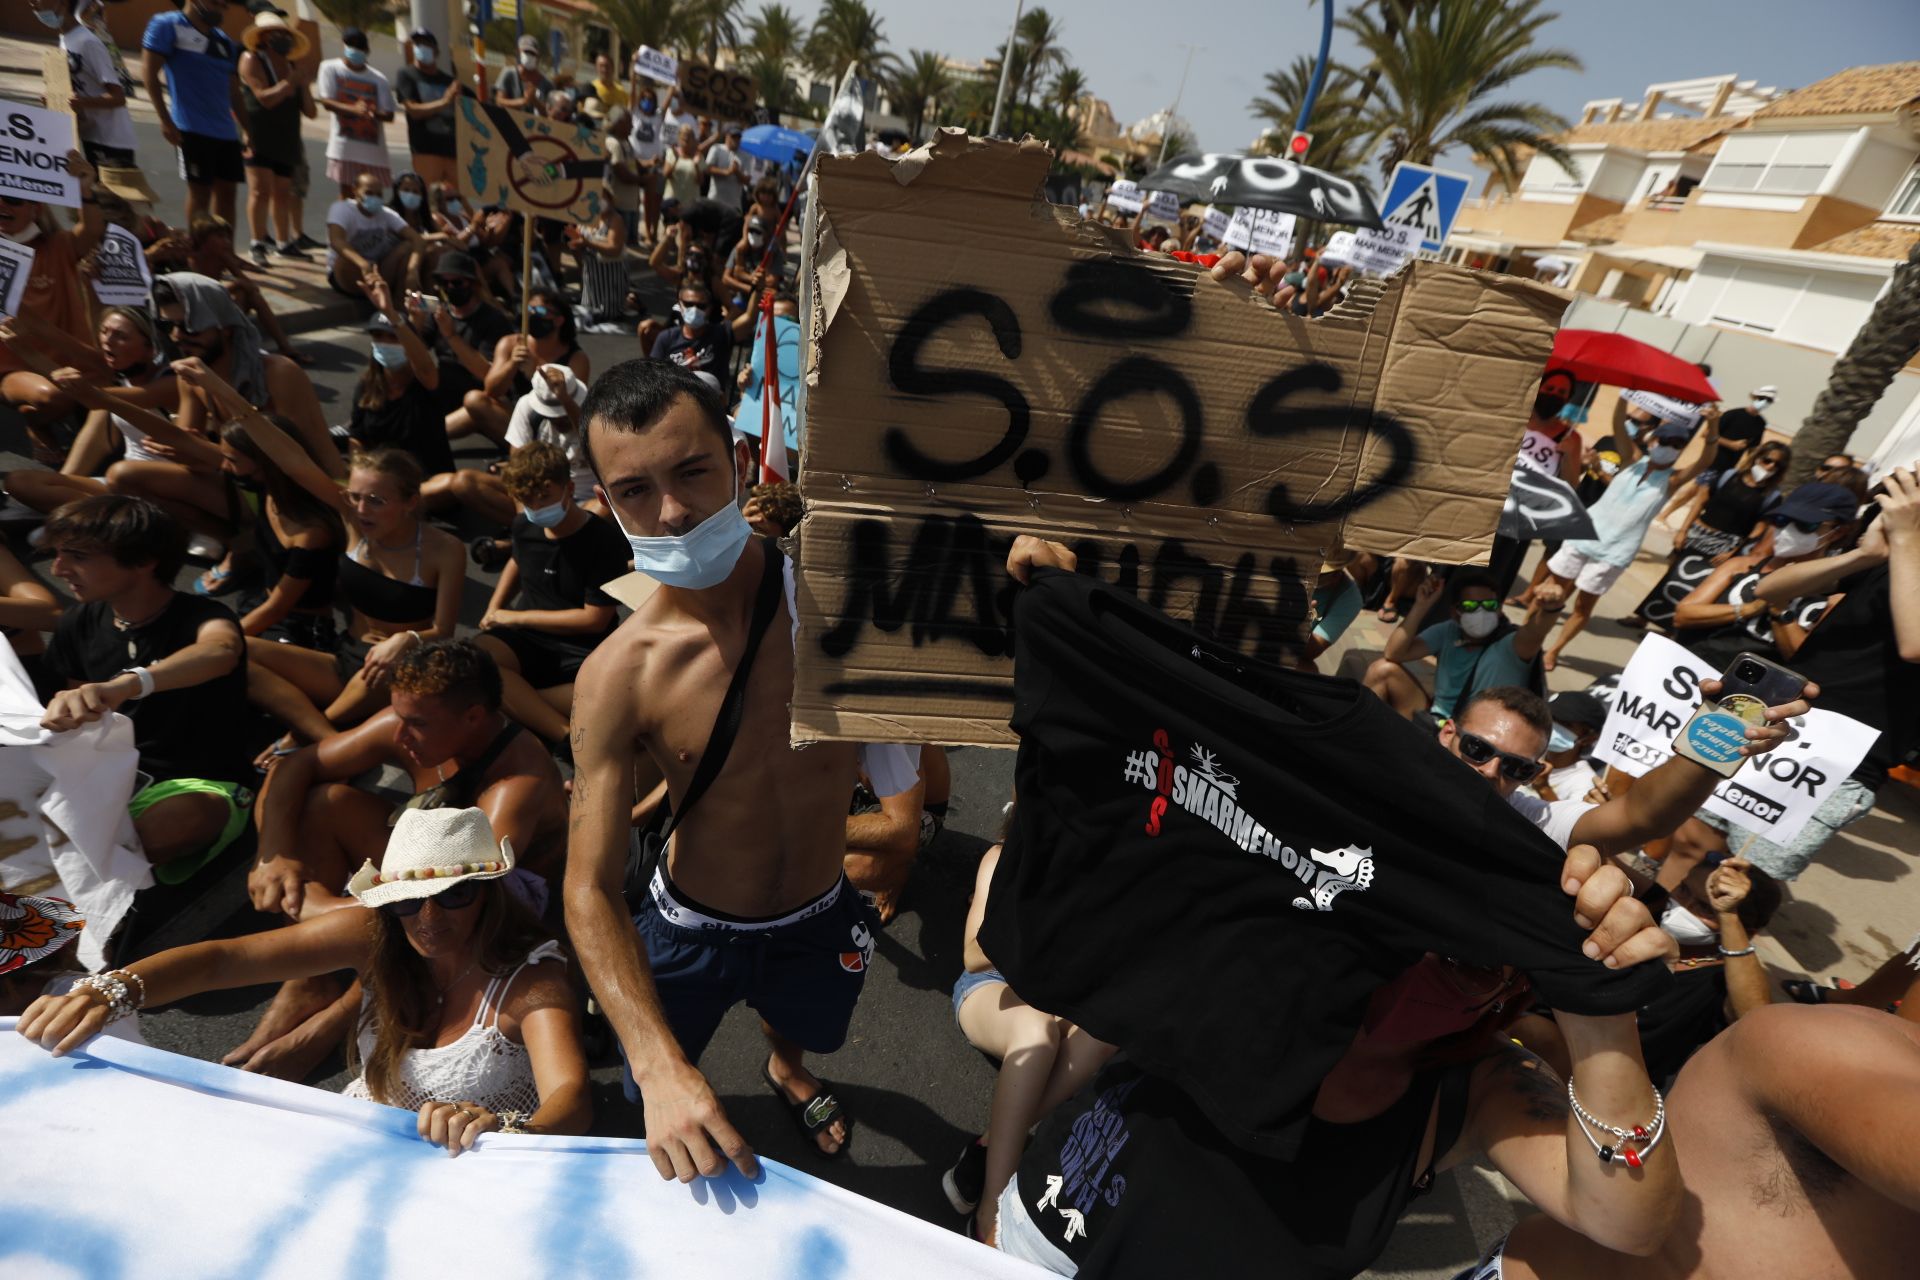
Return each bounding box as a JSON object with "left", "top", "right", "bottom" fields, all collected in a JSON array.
[
  {"left": 293, "top": 232, "right": 325, "bottom": 252},
  {"left": 276, "top": 239, "right": 312, "bottom": 261},
  {"left": 250, "top": 239, "right": 271, "bottom": 268},
  {"left": 941, "top": 1138, "right": 988, "bottom": 1216}
]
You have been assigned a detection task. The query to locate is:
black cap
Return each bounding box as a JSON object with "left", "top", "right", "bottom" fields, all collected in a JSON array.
[
  {"left": 1548, "top": 691, "right": 1609, "bottom": 731},
  {"left": 409, "top": 28, "right": 438, "bottom": 46},
  {"left": 247, "top": 2, "right": 289, "bottom": 14},
  {"left": 431, "top": 249, "right": 479, "bottom": 280},
  {"left": 1770, "top": 481, "right": 1859, "bottom": 527},
  {"left": 1653, "top": 420, "right": 1693, "bottom": 443},
  {"left": 341, "top": 27, "right": 369, "bottom": 51}
]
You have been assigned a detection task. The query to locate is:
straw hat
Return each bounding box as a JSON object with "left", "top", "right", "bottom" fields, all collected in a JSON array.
[
  {"left": 346, "top": 808, "right": 516, "bottom": 910},
  {"left": 0, "top": 892, "right": 85, "bottom": 976},
  {"left": 242, "top": 12, "right": 312, "bottom": 64}
]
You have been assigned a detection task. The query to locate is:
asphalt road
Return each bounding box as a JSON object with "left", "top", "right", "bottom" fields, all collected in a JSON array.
[{"left": 0, "top": 111, "right": 1517, "bottom": 1278}]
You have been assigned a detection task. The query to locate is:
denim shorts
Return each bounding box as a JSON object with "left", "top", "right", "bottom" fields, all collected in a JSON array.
[
  {"left": 951, "top": 967, "right": 1008, "bottom": 1024},
  {"left": 1699, "top": 775, "right": 1876, "bottom": 880}
]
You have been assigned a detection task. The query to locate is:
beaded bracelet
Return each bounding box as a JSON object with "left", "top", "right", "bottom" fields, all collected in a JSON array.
[
  {"left": 74, "top": 972, "right": 139, "bottom": 1023},
  {"left": 1568, "top": 1080, "right": 1666, "bottom": 1168},
  {"left": 496, "top": 1110, "right": 532, "bottom": 1135}
]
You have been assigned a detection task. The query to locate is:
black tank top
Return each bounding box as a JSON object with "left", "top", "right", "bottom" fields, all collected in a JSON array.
[
  {"left": 337, "top": 526, "right": 436, "bottom": 626},
  {"left": 240, "top": 53, "right": 302, "bottom": 160},
  {"left": 1696, "top": 471, "right": 1776, "bottom": 536},
  {"left": 254, "top": 510, "right": 339, "bottom": 611}
]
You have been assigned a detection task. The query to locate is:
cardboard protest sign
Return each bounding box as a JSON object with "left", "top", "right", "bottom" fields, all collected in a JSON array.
[
  {"left": 1598, "top": 634, "right": 1878, "bottom": 842},
  {"left": 0, "top": 98, "right": 80, "bottom": 208},
  {"left": 454, "top": 97, "right": 608, "bottom": 224},
  {"left": 89, "top": 223, "right": 152, "bottom": 307},
  {"left": 0, "top": 236, "right": 34, "bottom": 319},
  {"left": 794, "top": 131, "right": 1568, "bottom": 745},
  {"left": 632, "top": 46, "right": 679, "bottom": 86},
  {"left": 42, "top": 48, "right": 73, "bottom": 117},
  {"left": 678, "top": 60, "right": 757, "bottom": 120},
  {"left": 1104, "top": 179, "right": 1143, "bottom": 215},
  {"left": 1340, "top": 219, "right": 1419, "bottom": 277},
  {"left": 1222, "top": 206, "right": 1295, "bottom": 260}
]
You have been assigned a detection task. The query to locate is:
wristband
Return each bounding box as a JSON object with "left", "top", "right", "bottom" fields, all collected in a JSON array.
[
  {"left": 1716, "top": 944, "right": 1756, "bottom": 958},
  {"left": 121, "top": 666, "right": 156, "bottom": 698}
]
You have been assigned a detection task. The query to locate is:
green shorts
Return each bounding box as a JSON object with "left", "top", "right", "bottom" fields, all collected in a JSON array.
[{"left": 128, "top": 778, "right": 255, "bottom": 886}]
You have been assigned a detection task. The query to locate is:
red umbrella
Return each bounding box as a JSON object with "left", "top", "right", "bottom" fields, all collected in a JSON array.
[{"left": 1548, "top": 330, "right": 1719, "bottom": 403}]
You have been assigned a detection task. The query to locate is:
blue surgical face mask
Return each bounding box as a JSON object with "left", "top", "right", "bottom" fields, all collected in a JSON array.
[
  {"left": 34, "top": 8, "right": 63, "bottom": 29},
  {"left": 1547, "top": 723, "right": 1577, "bottom": 755},
  {"left": 371, "top": 341, "right": 408, "bottom": 368},
  {"left": 360, "top": 193, "right": 386, "bottom": 214},
  {"left": 344, "top": 48, "right": 368, "bottom": 69},
  {"left": 681, "top": 306, "right": 708, "bottom": 329},
  {"left": 399, "top": 190, "right": 424, "bottom": 210},
  {"left": 524, "top": 499, "right": 568, "bottom": 528},
  {"left": 446, "top": 199, "right": 464, "bottom": 216},
  {"left": 413, "top": 43, "right": 436, "bottom": 64},
  {"left": 610, "top": 473, "right": 752, "bottom": 590}
]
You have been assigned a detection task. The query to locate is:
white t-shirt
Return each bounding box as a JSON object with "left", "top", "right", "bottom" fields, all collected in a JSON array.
[
  {"left": 43, "top": 973, "right": 148, "bottom": 1045},
  {"left": 1506, "top": 790, "right": 1593, "bottom": 852},
  {"left": 661, "top": 110, "right": 697, "bottom": 150},
  {"left": 505, "top": 394, "right": 595, "bottom": 504},
  {"left": 704, "top": 143, "right": 743, "bottom": 208},
  {"left": 325, "top": 198, "right": 407, "bottom": 272},
  {"left": 62, "top": 25, "right": 137, "bottom": 153},
  {"left": 316, "top": 59, "right": 395, "bottom": 169},
  {"left": 629, "top": 105, "right": 665, "bottom": 163}
]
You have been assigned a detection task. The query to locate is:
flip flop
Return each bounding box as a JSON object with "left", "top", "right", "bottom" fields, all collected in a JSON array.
[
  {"left": 1377, "top": 607, "right": 1400, "bottom": 625},
  {"left": 193, "top": 564, "right": 233, "bottom": 595},
  {"left": 762, "top": 1061, "right": 853, "bottom": 1160}
]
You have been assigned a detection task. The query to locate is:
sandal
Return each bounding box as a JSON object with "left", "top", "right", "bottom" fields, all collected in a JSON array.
[
  {"left": 193, "top": 564, "right": 234, "bottom": 595},
  {"left": 762, "top": 1060, "right": 853, "bottom": 1160},
  {"left": 1781, "top": 979, "right": 1831, "bottom": 1005},
  {"left": 1376, "top": 606, "right": 1400, "bottom": 625}
]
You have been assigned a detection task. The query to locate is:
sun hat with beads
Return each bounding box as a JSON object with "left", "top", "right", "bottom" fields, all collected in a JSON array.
[
  {"left": 346, "top": 807, "right": 515, "bottom": 910},
  {"left": 0, "top": 891, "right": 85, "bottom": 976}
]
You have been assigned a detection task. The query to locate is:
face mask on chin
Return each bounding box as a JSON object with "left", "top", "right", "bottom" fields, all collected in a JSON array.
[
  {"left": 610, "top": 471, "right": 753, "bottom": 590},
  {"left": 2, "top": 221, "right": 43, "bottom": 245}
]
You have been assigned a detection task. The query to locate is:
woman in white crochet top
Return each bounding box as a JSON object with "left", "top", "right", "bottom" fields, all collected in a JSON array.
[{"left": 16, "top": 808, "right": 590, "bottom": 1155}]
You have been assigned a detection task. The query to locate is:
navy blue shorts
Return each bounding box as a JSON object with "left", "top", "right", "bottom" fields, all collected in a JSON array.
[{"left": 620, "top": 866, "right": 876, "bottom": 1101}]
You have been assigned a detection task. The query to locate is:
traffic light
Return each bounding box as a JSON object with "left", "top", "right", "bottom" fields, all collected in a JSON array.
[{"left": 1287, "top": 131, "right": 1312, "bottom": 159}]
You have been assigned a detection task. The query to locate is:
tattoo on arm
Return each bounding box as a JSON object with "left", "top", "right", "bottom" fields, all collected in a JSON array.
[{"left": 1494, "top": 1046, "right": 1572, "bottom": 1123}]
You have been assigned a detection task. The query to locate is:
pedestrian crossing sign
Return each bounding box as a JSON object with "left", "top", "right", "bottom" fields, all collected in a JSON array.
[{"left": 1378, "top": 163, "right": 1472, "bottom": 254}]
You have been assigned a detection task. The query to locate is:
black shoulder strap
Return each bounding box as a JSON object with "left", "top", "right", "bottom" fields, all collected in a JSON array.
[
  {"left": 449, "top": 721, "right": 525, "bottom": 808},
  {"left": 659, "top": 539, "right": 784, "bottom": 843}
]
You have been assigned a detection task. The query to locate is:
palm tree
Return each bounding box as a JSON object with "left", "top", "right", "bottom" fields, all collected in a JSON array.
[
  {"left": 685, "top": 0, "right": 747, "bottom": 65},
  {"left": 745, "top": 3, "right": 804, "bottom": 62},
  {"left": 742, "top": 50, "right": 803, "bottom": 119},
  {"left": 1014, "top": 8, "right": 1068, "bottom": 109},
  {"left": 888, "top": 50, "right": 955, "bottom": 144},
  {"left": 805, "top": 0, "right": 896, "bottom": 80},
  {"left": 589, "top": 0, "right": 697, "bottom": 54},
  {"left": 1789, "top": 243, "right": 1920, "bottom": 486},
  {"left": 1048, "top": 65, "right": 1088, "bottom": 121},
  {"left": 1250, "top": 56, "right": 1371, "bottom": 177},
  {"left": 1339, "top": 0, "right": 1581, "bottom": 188},
  {"left": 942, "top": 75, "right": 996, "bottom": 134}
]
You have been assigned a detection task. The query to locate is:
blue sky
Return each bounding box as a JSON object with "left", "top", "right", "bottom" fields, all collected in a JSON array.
[{"left": 877, "top": 0, "right": 1917, "bottom": 168}]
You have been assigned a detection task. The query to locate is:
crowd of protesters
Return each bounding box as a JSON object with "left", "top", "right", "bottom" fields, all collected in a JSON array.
[{"left": 2, "top": 9, "right": 1918, "bottom": 1279}]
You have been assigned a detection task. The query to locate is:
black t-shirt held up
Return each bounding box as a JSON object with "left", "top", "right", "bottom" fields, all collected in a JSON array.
[{"left": 980, "top": 571, "right": 1670, "bottom": 1160}]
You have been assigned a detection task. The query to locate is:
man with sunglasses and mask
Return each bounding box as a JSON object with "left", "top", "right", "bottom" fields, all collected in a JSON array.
[
  {"left": 649, "top": 281, "right": 731, "bottom": 377},
  {"left": 415, "top": 249, "right": 516, "bottom": 420},
  {"left": 1365, "top": 570, "right": 1563, "bottom": 724}
]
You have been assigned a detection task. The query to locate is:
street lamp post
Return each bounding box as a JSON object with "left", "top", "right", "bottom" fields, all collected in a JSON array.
[
  {"left": 1156, "top": 44, "right": 1200, "bottom": 165},
  {"left": 987, "top": 0, "right": 1024, "bottom": 138}
]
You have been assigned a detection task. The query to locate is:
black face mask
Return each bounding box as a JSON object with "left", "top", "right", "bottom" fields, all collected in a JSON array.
[
  {"left": 1533, "top": 393, "right": 1568, "bottom": 421},
  {"left": 526, "top": 314, "right": 557, "bottom": 340},
  {"left": 437, "top": 280, "right": 474, "bottom": 308}
]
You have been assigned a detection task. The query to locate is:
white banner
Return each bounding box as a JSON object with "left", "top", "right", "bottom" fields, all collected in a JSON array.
[
  {"left": 1104, "top": 178, "right": 1143, "bottom": 215},
  {"left": 90, "top": 222, "right": 153, "bottom": 307},
  {"left": 0, "top": 1024, "right": 1034, "bottom": 1279},
  {"left": 0, "top": 234, "right": 30, "bottom": 319},
  {"left": 1597, "top": 634, "right": 1879, "bottom": 842},
  {"left": 0, "top": 98, "right": 81, "bottom": 207},
  {"left": 1222, "top": 206, "right": 1295, "bottom": 259},
  {"left": 1144, "top": 189, "right": 1179, "bottom": 222},
  {"left": 1201, "top": 204, "right": 1230, "bottom": 242},
  {"left": 1340, "top": 220, "right": 1419, "bottom": 276},
  {"left": 1515, "top": 426, "right": 1564, "bottom": 477},
  {"left": 632, "top": 45, "right": 679, "bottom": 86}
]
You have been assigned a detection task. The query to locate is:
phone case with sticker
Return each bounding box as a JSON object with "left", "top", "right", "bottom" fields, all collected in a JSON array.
[{"left": 1671, "top": 651, "right": 1807, "bottom": 778}]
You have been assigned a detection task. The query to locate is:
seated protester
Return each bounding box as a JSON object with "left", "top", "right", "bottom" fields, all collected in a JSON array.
[
  {"left": 945, "top": 839, "right": 1117, "bottom": 1243},
  {"left": 1523, "top": 690, "right": 1608, "bottom": 804},
  {"left": 178, "top": 215, "right": 310, "bottom": 365},
  {"left": 1626, "top": 441, "right": 1792, "bottom": 630},
  {"left": 1670, "top": 480, "right": 1861, "bottom": 668},
  {"left": 1783, "top": 928, "right": 1920, "bottom": 1012},
  {"left": 844, "top": 755, "right": 930, "bottom": 926},
  {"left": 472, "top": 443, "right": 627, "bottom": 745},
  {"left": 566, "top": 197, "right": 632, "bottom": 330},
  {"left": 1302, "top": 549, "right": 1363, "bottom": 669},
  {"left": 390, "top": 171, "right": 438, "bottom": 242},
  {"left": 0, "top": 151, "right": 107, "bottom": 462},
  {"left": 38, "top": 496, "right": 253, "bottom": 885},
  {"left": 343, "top": 276, "right": 453, "bottom": 479},
  {"left": 744, "top": 481, "right": 802, "bottom": 539},
  {"left": 415, "top": 249, "right": 515, "bottom": 419},
  {"left": 649, "top": 281, "right": 732, "bottom": 379},
  {"left": 180, "top": 361, "right": 463, "bottom": 746},
  {"left": 219, "top": 417, "right": 343, "bottom": 653},
  {"left": 1638, "top": 853, "right": 1779, "bottom": 1082},
  {"left": 0, "top": 541, "right": 65, "bottom": 699},
  {"left": 327, "top": 171, "right": 426, "bottom": 301},
  {"left": 448, "top": 289, "right": 590, "bottom": 449},
  {"left": 1363, "top": 571, "right": 1560, "bottom": 724},
  {"left": 433, "top": 364, "right": 593, "bottom": 530},
  {"left": 0, "top": 891, "right": 144, "bottom": 1045},
  {"left": 646, "top": 206, "right": 724, "bottom": 298},
  {"left": 1, "top": 307, "right": 177, "bottom": 515},
  {"left": 19, "top": 808, "right": 590, "bottom": 1152}
]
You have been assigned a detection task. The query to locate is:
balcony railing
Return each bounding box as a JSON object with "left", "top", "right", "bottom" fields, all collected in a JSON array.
[{"left": 1645, "top": 194, "right": 1689, "bottom": 212}]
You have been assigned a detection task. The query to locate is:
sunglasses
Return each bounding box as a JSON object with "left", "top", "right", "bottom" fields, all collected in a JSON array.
[
  {"left": 382, "top": 879, "right": 483, "bottom": 917},
  {"left": 343, "top": 490, "right": 392, "bottom": 509},
  {"left": 1455, "top": 598, "right": 1501, "bottom": 612},
  {"left": 161, "top": 318, "right": 209, "bottom": 336},
  {"left": 0, "top": 195, "right": 29, "bottom": 209},
  {"left": 1455, "top": 730, "right": 1543, "bottom": 782}
]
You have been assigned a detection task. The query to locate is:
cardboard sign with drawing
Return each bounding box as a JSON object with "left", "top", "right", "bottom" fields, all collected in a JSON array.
[{"left": 793, "top": 132, "right": 1569, "bottom": 746}]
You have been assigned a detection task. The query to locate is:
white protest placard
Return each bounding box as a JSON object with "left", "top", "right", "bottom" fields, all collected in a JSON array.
[
  {"left": 632, "top": 45, "right": 679, "bottom": 86},
  {"left": 0, "top": 98, "right": 80, "bottom": 208},
  {"left": 1321, "top": 230, "right": 1357, "bottom": 265},
  {"left": 1145, "top": 189, "right": 1180, "bottom": 222},
  {"left": 1104, "top": 179, "right": 1143, "bottom": 215},
  {"left": 89, "top": 222, "right": 152, "bottom": 307},
  {"left": 1342, "top": 220, "right": 1419, "bottom": 276},
  {"left": 1223, "top": 206, "right": 1295, "bottom": 259},
  {"left": 1515, "top": 427, "right": 1565, "bottom": 477},
  {"left": 1597, "top": 633, "right": 1879, "bottom": 842},
  {"left": 0, "top": 235, "right": 33, "bottom": 319},
  {"left": 1201, "top": 204, "right": 1231, "bottom": 242}
]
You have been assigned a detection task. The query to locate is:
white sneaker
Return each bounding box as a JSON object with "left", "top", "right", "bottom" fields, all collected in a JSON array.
[{"left": 187, "top": 534, "right": 225, "bottom": 559}]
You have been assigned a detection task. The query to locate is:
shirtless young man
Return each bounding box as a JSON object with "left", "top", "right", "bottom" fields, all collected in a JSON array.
[
  {"left": 567, "top": 360, "right": 921, "bottom": 1176},
  {"left": 1481, "top": 1004, "right": 1919, "bottom": 1280},
  {"left": 232, "top": 639, "right": 567, "bottom": 1076}
]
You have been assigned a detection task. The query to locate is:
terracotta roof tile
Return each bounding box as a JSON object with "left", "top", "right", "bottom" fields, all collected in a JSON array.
[
  {"left": 1809, "top": 220, "right": 1920, "bottom": 260},
  {"left": 1560, "top": 116, "right": 1737, "bottom": 153},
  {"left": 1754, "top": 62, "right": 1920, "bottom": 118}
]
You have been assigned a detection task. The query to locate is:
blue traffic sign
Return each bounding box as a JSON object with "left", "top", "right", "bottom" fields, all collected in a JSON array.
[{"left": 1378, "top": 163, "right": 1472, "bottom": 254}]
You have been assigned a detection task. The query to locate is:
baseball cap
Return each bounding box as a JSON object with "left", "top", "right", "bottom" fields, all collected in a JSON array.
[
  {"left": 1653, "top": 421, "right": 1693, "bottom": 443},
  {"left": 518, "top": 34, "right": 541, "bottom": 53},
  {"left": 1769, "top": 482, "right": 1859, "bottom": 527},
  {"left": 341, "top": 27, "right": 369, "bottom": 51},
  {"left": 409, "top": 28, "right": 438, "bottom": 46},
  {"left": 432, "top": 249, "right": 479, "bottom": 280},
  {"left": 1751, "top": 385, "right": 1778, "bottom": 401},
  {"left": 363, "top": 312, "right": 397, "bottom": 333},
  {"left": 1547, "top": 691, "right": 1608, "bottom": 732}
]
